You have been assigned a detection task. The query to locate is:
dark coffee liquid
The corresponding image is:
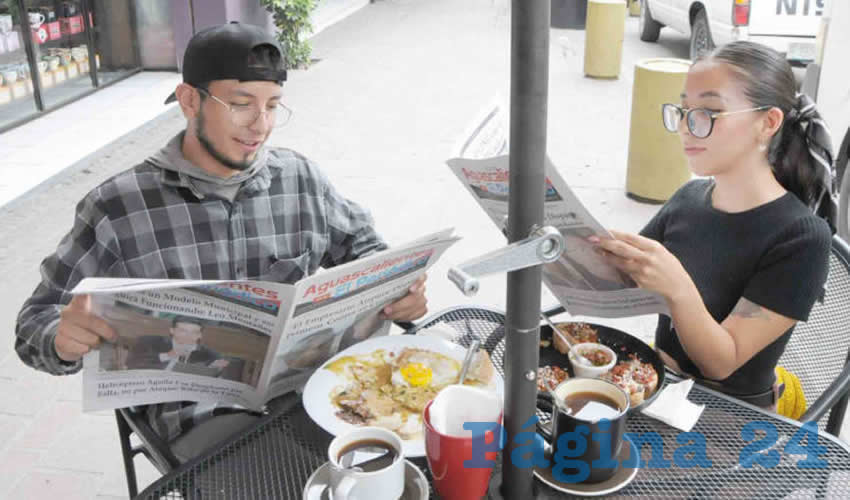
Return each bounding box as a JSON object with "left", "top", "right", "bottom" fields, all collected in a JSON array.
[
  {"left": 336, "top": 439, "right": 398, "bottom": 472},
  {"left": 563, "top": 391, "right": 622, "bottom": 416}
]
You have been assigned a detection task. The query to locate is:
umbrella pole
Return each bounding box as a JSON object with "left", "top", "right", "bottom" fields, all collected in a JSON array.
[{"left": 502, "top": 0, "right": 550, "bottom": 498}]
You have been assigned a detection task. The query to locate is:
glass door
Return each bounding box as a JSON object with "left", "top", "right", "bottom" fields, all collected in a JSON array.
[
  {"left": 0, "top": 0, "right": 38, "bottom": 129},
  {"left": 89, "top": 0, "right": 140, "bottom": 87},
  {"left": 24, "top": 0, "right": 94, "bottom": 109}
]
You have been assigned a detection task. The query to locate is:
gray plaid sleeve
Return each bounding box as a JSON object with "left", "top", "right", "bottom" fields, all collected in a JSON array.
[
  {"left": 315, "top": 167, "right": 388, "bottom": 267},
  {"left": 15, "top": 191, "right": 122, "bottom": 375}
]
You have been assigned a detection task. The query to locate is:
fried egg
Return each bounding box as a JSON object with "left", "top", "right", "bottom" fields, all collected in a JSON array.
[{"left": 391, "top": 349, "right": 461, "bottom": 388}]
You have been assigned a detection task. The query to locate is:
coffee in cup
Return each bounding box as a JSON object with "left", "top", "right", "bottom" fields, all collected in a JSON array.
[
  {"left": 562, "top": 390, "right": 622, "bottom": 417},
  {"left": 336, "top": 438, "right": 399, "bottom": 473},
  {"left": 537, "top": 377, "right": 630, "bottom": 483},
  {"left": 327, "top": 427, "right": 405, "bottom": 500}
]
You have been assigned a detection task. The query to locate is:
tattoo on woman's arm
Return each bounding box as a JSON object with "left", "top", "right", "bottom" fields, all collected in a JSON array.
[{"left": 731, "top": 298, "right": 768, "bottom": 319}]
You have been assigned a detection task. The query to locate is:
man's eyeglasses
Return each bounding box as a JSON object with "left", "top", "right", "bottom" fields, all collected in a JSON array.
[
  {"left": 196, "top": 87, "right": 292, "bottom": 128},
  {"left": 661, "top": 103, "right": 770, "bottom": 139}
]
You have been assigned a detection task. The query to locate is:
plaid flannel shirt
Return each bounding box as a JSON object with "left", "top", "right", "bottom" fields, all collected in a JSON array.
[{"left": 15, "top": 146, "right": 386, "bottom": 442}]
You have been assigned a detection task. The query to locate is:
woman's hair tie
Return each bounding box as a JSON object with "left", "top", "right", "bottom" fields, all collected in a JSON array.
[{"left": 792, "top": 92, "right": 818, "bottom": 125}]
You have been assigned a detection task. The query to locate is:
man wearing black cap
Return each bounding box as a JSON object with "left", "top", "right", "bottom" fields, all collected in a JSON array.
[{"left": 15, "top": 22, "right": 428, "bottom": 461}]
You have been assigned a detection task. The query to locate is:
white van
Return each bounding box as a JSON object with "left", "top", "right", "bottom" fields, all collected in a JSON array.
[{"left": 638, "top": 0, "right": 827, "bottom": 62}]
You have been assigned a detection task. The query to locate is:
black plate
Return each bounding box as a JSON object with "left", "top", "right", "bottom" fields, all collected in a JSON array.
[{"left": 539, "top": 322, "right": 666, "bottom": 414}]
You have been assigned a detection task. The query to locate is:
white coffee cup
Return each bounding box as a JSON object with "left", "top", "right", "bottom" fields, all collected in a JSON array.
[
  {"left": 28, "top": 12, "right": 45, "bottom": 28},
  {"left": 327, "top": 427, "right": 405, "bottom": 500}
]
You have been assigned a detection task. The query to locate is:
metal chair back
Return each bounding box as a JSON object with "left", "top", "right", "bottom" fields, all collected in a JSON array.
[
  {"left": 115, "top": 407, "right": 180, "bottom": 498},
  {"left": 778, "top": 235, "right": 850, "bottom": 435}
]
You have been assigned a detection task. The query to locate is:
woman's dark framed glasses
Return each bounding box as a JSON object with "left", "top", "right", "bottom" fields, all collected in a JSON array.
[{"left": 661, "top": 103, "right": 770, "bottom": 139}]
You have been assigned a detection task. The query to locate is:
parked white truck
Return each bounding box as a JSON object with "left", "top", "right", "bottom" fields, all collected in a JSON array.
[{"left": 638, "top": 0, "right": 827, "bottom": 62}]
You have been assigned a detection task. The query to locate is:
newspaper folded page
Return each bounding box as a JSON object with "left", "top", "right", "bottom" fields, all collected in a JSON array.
[
  {"left": 447, "top": 99, "right": 669, "bottom": 318},
  {"left": 76, "top": 229, "right": 459, "bottom": 412}
]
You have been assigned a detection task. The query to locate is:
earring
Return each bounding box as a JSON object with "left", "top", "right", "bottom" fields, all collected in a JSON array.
[{"left": 758, "top": 143, "right": 767, "bottom": 152}]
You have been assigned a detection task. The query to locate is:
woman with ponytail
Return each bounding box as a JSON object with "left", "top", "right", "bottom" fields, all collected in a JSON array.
[{"left": 591, "top": 41, "right": 836, "bottom": 409}]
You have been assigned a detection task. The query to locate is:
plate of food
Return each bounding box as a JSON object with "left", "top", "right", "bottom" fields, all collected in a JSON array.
[
  {"left": 537, "top": 321, "right": 665, "bottom": 413},
  {"left": 302, "top": 334, "right": 503, "bottom": 457}
]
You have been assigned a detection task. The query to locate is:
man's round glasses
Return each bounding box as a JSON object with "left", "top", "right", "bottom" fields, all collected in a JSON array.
[
  {"left": 197, "top": 87, "right": 293, "bottom": 128},
  {"left": 661, "top": 103, "right": 770, "bottom": 139}
]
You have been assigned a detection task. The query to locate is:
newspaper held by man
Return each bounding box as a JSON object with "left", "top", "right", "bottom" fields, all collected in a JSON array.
[
  {"left": 76, "top": 229, "right": 459, "bottom": 412},
  {"left": 447, "top": 99, "right": 669, "bottom": 318}
]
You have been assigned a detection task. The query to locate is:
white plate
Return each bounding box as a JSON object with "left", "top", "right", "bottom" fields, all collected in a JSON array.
[{"left": 302, "top": 334, "right": 504, "bottom": 457}]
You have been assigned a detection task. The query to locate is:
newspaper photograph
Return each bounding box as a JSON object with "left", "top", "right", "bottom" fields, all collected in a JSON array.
[
  {"left": 447, "top": 100, "right": 669, "bottom": 318},
  {"left": 80, "top": 279, "right": 294, "bottom": 412},
  {"left": 77, "top": 229, "right": 460, "bottom": 412}
]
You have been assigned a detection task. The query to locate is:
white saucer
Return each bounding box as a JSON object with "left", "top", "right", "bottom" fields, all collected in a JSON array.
[
  {"left": 532, "top": 437, "right": 639, "bottom": 497},
  {"left": 302, "top": 459, "right": 429, "bottom": 500}
]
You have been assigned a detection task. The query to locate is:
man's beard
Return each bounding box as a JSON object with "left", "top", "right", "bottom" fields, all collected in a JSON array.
[{"left": 196, "top": 107, "right": 257, "bottom": 172}]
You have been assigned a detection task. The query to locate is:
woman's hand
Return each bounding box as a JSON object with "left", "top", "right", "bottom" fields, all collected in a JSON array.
[{"left": 590, "top": 230, "right": 695, "bottom": 302}]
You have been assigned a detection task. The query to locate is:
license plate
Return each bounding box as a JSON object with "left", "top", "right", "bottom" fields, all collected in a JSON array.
[{"left": 788, "top": 42, "right": 816, "bottom": 63}]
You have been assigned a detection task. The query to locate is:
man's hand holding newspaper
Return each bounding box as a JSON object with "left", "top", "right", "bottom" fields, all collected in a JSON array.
[{"left": 55, "top": 294, "right": 117, "bottom": 362}]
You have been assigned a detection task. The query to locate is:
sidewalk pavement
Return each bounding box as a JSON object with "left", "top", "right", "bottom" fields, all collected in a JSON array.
[{"left": 0, "top": 0, "right": 844, "bottom": 498}]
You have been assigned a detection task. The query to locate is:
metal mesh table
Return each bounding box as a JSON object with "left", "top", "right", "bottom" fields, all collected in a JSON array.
[{"left": 137, "top": 306, "right": 850, "bottom": 499}]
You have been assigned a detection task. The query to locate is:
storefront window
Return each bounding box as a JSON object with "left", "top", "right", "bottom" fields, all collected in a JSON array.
[
  {"left": 0, "top": 0, "right": 38, "bottom": 129},
  {"left": 0, "top": 0, "right": 140, "bottom": 132},
  {"left": 25, "top": 0, "right": 94, "bottom": 108}
]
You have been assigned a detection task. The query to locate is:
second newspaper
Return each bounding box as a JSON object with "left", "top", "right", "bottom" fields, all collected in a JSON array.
[{"left": 447, "top": 100, "right": 669, "bottom": 319}]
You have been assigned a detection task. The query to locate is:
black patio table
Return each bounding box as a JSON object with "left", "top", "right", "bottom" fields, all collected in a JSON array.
[{"left": 136, "top": 306, "right": 850, "bottom": 499}]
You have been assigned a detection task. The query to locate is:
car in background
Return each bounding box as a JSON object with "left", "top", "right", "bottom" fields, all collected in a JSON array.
[{"left": 638, "top": 0, "right": 827, "bottom": 63}]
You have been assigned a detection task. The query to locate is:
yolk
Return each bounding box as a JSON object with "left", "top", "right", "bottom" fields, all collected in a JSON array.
[{"left": 401, "top": 363, "right": 432, "bottom": 387}]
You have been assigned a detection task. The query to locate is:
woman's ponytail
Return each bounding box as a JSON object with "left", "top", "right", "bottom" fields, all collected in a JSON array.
[
  {"left": 708, "top": 42, "right": 838, "bottom": 233},
  {"left": 771, "top": 93, "right": 837, "bottom": 232}
]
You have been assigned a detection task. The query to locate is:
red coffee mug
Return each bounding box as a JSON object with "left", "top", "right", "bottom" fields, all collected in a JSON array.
[{"left": 423, "top": 399, "right": 502, "bottom": 500}]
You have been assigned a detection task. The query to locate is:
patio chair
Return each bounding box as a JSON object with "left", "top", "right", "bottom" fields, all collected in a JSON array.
[
  {"left": 115, "top": 320, "right": 416, "bottom": 498},
  {"left": 114, "top": 407, "right": 181, "bottom": 498},
  {"left": 791, "top": 234, "right": 850, "bottom": 436},
  {"left": 541, "top": 234, "right": 850, "bottom": 437}
]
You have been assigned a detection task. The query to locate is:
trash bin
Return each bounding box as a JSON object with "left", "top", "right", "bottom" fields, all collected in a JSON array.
[
  {"left": 626, "top": 58, "right": 693, "bottom": 203},
  {"left": 629, "top": 0, "right": 641, "bottom": 17},
  {"left": 584, "top": 0, "right": 627, "bottom": 79},
  {"left": 552, "top": 0, "right": 588, "bottom": 29}
]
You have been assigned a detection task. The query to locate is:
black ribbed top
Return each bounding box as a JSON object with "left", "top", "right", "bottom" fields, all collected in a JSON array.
[{"left": 641, "top": 179, "right": 831, "bottom": 395}]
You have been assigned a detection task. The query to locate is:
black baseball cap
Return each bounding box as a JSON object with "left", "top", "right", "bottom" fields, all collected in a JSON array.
[{"left": 164, "top": 22, "right": 287, "bottom": 104}]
